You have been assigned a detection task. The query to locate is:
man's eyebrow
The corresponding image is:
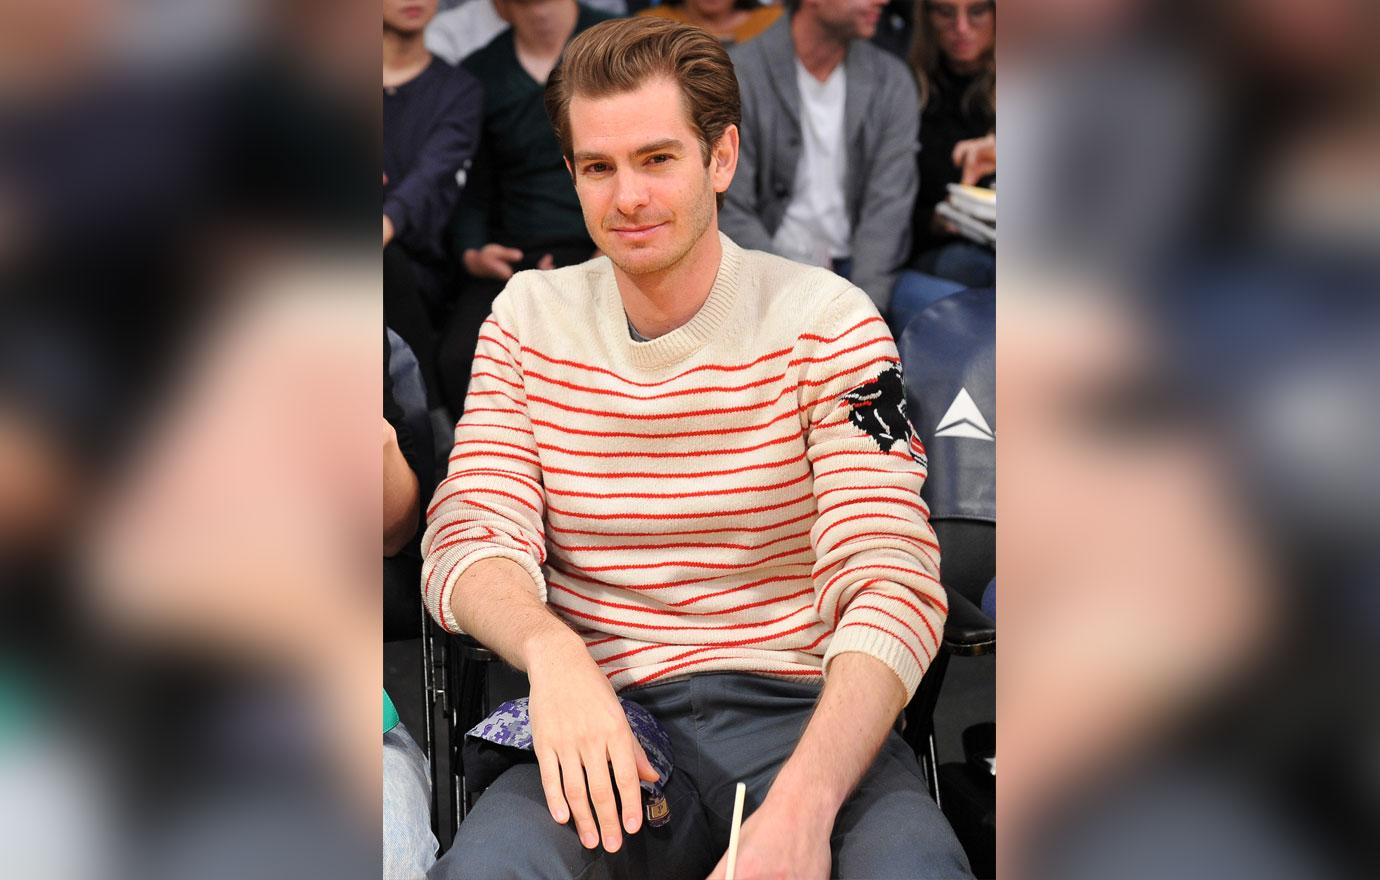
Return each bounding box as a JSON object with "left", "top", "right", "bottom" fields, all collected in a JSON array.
[{"left": 572, "top": 139, "right": 687, "bottom": 164}]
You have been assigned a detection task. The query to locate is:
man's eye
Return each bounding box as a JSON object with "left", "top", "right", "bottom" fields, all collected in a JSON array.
[
  {"left": 584, "top": 163, "right": 610, "bottom": 175},
  {"left": 648, "top": 154, "right": 671, "bottom": 165}
]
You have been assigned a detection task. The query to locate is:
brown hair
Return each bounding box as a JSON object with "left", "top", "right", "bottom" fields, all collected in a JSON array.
[
  {"left": 545, "top": 17, "right": 741, "bottom": 208},
  {"left": 909, "top": 1, "right": 996, "bottom": 124}
]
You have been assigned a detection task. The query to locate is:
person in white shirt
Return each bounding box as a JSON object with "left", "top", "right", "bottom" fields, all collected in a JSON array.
[{"left": 722, "top": 0, "right": 920, "bottom": 313}]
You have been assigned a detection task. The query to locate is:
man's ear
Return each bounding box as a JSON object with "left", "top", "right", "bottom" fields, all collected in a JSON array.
[
  {"left": 564, "top": 157, "right": 575, "bottom": 181},
  {"left": 710, "top": 124, "right": 739, "bottom": 195}
]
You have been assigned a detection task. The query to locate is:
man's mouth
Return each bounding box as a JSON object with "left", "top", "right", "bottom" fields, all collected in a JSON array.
[{"left": 611, "top": 222, "right": 667, "bottom": 240}]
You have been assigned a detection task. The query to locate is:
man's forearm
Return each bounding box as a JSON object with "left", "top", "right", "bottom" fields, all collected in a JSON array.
[
  {"left": 766, "top": 652, "right": 908, "bottom": 827},
  {"left": 450, "top": 556, "right": 585, "bottom": 672}
]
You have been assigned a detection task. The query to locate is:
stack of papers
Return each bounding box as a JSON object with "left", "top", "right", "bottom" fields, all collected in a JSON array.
[{"left": 937, "top": 183, "right": 996, "bottom": 246}]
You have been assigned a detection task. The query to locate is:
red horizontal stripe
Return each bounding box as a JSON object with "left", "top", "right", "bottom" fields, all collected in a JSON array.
[
  {"left": 562, "top": 543, "right": 812, "bottom": 574},
  {"left": 540, "top": 451, "right": 805, "bottom": 481},
  {"left": 815, "top": 511, "right": 927, "bottom": 549},
  {"left": 545, "top": 491, "right": 813, "bottom": 522},
  {"left": 552, "top": 600, "right": 813, "bottom": 632},
  {"left": 551, "top": 581, "right": 814, "bottom": 619},
  {"left": 536, "top": 431, "right": 799, "bottom": 459},
  {"left": 469, "top": 369, "right": 524, "bottom": 392},
  {"left": 670, "top": 573, "right": 810, "bottom": 607},
  {"left": 837, "top": 621, "right": 922, "bottom": 669},
  {"left": 456, "top": 421, "right": 535, "bottom": 437},
  {"left": 554, "top": 564, "right": 811, "bottom": 593},
  {"left": 530, "top": 403, "right": 808, "bottom": 439},
  {"left": 546, "top": 469, "right": 810, "bottom": 501},
  {"left": 848, "top": 602, "right": 936, "bottom": 660},
  {"left": 446, "top": 449, "right": 541, "bottom": 470},
  {"left": 547, "top": 509, "right": 817, "bottom": 538},
  {"left": 549, "top": 528, "right": 812, "bottom": 554},
  {"left": 526, "top": 367, "right": 789, "bottom": 401},
  {"left": 622, "top": 625, "right": 833, "bottom": 685},
  {"left": 428, "top": 482, "right": 541, "bottom": 518},
  {"left": 798, "top": 316, "right": 884, "bottom": 345}
]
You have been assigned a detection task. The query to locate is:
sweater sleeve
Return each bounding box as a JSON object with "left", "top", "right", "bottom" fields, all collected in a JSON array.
[
  {"left": 383, "top": 68, "right": 483, "bottom": 262},
  {"left": 797, "top": 289, "right": 945, "bottom": 698},
  {"left": 420, "top": 292, "right": 547, "bottom": 633}
]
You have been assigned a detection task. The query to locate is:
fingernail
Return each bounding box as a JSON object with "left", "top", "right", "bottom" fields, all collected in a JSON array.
[
  {"left": 554, "top": 808, "right": 568, "bottom": 823},
  {"left": 581, "top": 832, "right": 597, "bottom": 848}
]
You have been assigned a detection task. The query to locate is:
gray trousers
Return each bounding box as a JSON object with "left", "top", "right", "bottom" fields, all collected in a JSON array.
[{"left": 430, "top": 673, "right": 972, "bottom": 879}]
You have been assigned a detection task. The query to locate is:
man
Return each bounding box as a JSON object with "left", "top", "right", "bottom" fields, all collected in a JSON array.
[
  {"left": 427, "top": 0, "right": 631, "bottom": 65},
  {"left": 435, "top": 0, "right": 615, "bottom": 417},
  {"left": 721, "top": 0, "right": 919, "bottom": 312},
  {"left": 423, "top": 17, "right": 969, "bottom": 880},
  {"left": 383, "top": 0, "right": 482, "bottom": 402}
]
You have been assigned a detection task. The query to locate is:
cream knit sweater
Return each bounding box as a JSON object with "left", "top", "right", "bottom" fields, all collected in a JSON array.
[{"left": 421, "top": 235, "right": 945, "bottom": 697}]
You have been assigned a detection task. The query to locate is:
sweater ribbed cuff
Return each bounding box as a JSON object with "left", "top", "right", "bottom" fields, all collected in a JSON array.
[
  {"left": 823, "top": 619, "right": 926, "bottom": 700},
  {"left": 429, "top": 544, "right": 548, "bottom": 634}
]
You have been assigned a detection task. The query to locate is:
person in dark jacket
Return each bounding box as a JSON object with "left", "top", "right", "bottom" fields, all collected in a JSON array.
[
  {"left": 384, "top": 0, "right": 484, "bottom": 404},
  {"left": 888, "top": 0, "right": 995, "bottom": 333}
]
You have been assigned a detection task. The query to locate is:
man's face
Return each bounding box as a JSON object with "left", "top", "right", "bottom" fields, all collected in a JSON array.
[
  {"left": 567, "top": 77, "right": 737, "bottom": 279},
  {"left": 926, "top": 0, "right": 996, "bottom": 68},
  {"left": 382, "top": 0, "right": 437, "bottom": 35},
  {"left": 810, "top": 0, "right": 887, "bottom": 42},
  {"left": 494, "top": 0, "right": 574, "bottom": 43}
]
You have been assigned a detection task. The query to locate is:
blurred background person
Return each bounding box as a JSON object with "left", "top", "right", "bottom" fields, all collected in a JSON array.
[
  {"left": 435, "top": 0, "right": 614, "bottom": 418},
  {"left": 427, "top": 0, "right": 629, "bottom": 65},
  {"left": 888, "top": 0, "right": 995, "bottom": 335},
  {"left": 383, "top": 0, "right": 482, "bottom": 407},
  {"left": 636, "top": 0, "right": 782, "bottom": 46},
  {"left": 722, "top": 0, "right": 919, "bottom": 313}
]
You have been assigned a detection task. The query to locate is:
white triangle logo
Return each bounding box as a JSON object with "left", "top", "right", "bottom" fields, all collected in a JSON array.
[{"left": 934, "top": 388, "right": 994, "bottom": 441}]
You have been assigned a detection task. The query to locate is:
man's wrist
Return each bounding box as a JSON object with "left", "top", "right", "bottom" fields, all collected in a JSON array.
[
  {"left": 764, "top": 762, "right": 844, "bottom": 833},
  {"left": 521, "top": 622, "right": 587, "bottom": 676}
]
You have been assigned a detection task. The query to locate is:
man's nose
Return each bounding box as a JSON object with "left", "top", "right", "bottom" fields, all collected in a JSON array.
[{"left": 615, "top": 173, "right": 650, "bottom": 217}]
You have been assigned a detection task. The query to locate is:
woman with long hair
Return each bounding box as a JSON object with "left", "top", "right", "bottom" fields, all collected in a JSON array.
[{"left": 889, "top": 0, "right": 995, "bottom": 334}]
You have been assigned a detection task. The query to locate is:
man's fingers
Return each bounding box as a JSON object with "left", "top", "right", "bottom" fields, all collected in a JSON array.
[
  {"left": 497, "top": 246, "right": 524, "bottom": 263},
  {"left": 582, "top": 746, "right": 624, "bottom": 852},
  {"left": 633, "top": 738, "right": 660, "bottom": 783},
  {"left": 537, "top": 253, "right": 555, "bottom": 270},
  {"left": 536, "top": 747, "right": 568, "bottom": 824},
  {"left": 609, "top": 740, "right": 644, "bottom": 836},
  {"left": 559, "top": 751, "right": 600, "bottom": 850}
]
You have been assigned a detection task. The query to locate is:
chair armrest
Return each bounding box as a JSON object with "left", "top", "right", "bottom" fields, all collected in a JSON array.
[{"left": 942, "top": 589, "right": 995, "bottom": 656}]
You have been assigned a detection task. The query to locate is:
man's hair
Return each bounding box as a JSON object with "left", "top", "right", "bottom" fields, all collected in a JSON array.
[{"left": 545, "top": 17, "right": 741, "bottom": 208}]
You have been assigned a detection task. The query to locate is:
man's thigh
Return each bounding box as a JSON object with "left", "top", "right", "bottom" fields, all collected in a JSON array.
[
  {"left": 429, "top": 762, "right": 717, "bottom": 880},
  {"left": 830, "top": 731, "right": 973, "bottom": 879}
]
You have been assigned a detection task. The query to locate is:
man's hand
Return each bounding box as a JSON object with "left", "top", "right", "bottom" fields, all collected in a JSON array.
[
  {"left": 463, "top": 243, "right": 524, "bottom": 280},
  {"left": 536, "top": 253, "right": 555, "bottom": 270},
  {"left": 953, "top": 133, "right": 996, "bottom": 186},
  {"left": 383, "top": 214, "right": 395, "bottom": 247},
  {"left": 527, "top": 634, "right": 660, "bottom": 853},
  {"left": 705, "top": 794, "right": 831, "bottom": 880}
]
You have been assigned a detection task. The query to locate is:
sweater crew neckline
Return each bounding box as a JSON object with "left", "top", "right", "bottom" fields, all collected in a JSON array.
[{"left": 608, "top": 233, "right": 743, "bottom": 371}]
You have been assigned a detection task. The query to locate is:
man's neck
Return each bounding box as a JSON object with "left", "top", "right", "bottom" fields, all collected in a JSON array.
[
  {"left": 616, "top": 227, "right": 724, "bottom": 340},
  {"left": 382, "top": 28, "right": 430, "bottom": 87},
  {"left": 791, "top": 13, "right": 849, "bottom": 82}
]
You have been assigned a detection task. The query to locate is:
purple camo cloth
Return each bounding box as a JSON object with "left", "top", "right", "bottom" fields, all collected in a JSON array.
[{"left": 466, "top": 697, "right": 675, "bottom": 827}]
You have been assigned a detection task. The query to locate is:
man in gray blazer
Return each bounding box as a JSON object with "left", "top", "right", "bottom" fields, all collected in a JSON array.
[{"left": 724, "top": 0, "right": 919, "bottom": 312}]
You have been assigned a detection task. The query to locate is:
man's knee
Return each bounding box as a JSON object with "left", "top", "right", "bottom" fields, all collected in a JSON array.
[
  {"left": 831, "top": 737, "right": 973, "bottom": 879},
  {"left": 431, "top": 764, "right": 601, "bottom": 880}
]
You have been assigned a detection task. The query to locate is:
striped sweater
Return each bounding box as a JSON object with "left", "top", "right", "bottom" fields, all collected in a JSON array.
[{"left": 421, "top": 234, "right": 945, "bottom": 698}]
